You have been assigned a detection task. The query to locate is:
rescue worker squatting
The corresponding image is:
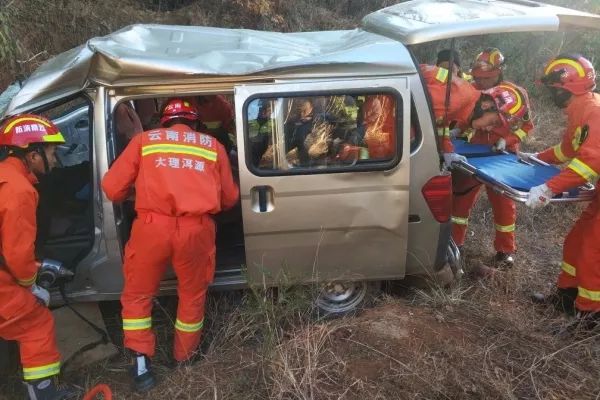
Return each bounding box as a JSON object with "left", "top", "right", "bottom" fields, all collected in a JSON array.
[
  {"left": 102, "top": 98, "right": 239, "bottom": 393},
  {"left": 0, "top": 114, "right": 78, "bottom": 399}
]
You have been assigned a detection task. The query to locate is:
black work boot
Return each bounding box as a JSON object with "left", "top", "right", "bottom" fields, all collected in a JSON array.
[
  {"left": 494, "top": 252, "right": 515, "bottom": 269},
  {"left": 23, "top": 376, "right": 78, "bottom": 400},
  {"left": 130, "top": 352, "right": 156, "bottom": 393},
  {"left": 551, "top": 310, "right": 600, "bottom": 338},
  {"left": 531, "top": 288, "right": 577, "bottom": 315}
]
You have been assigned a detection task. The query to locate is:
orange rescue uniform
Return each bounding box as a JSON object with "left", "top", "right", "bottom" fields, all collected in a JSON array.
[
  {"left": 452, "top": 81, "right": 534, "bottom": 253},
  {"left": 536, "top": 92, "right": 600, "bottom": 312},
  {"left": 195, "top": 95, "right": 234, "bottom": 133},
  {"left": 362, "top": 94, "right": 396, "bottom": 159},
  {"left": 0, "top": 157, "right": 61, "bottom": 380},
  {"left": 102, "top": 124, "right": 239, "bottom": 361},
  {"left": 420, "top": 64, "right": 481, "bottom": 153}
]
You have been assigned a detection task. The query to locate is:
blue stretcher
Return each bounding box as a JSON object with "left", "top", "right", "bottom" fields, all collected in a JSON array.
[{"left": 451, "top": 139, "right": 595, "bottom": 203}]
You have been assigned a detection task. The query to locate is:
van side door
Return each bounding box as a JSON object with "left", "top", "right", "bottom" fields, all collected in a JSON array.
[{"left": 234, "top": 77, "right": 411, "bottom": 285}]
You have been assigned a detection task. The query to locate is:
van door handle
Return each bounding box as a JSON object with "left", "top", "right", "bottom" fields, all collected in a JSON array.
[{"left": 251, "top": 186, "right": 274, "bottom": 213}]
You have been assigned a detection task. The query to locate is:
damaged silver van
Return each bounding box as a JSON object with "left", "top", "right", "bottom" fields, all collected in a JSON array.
[{"left": 1, "top": 0, "right": 599, "bottom": 315}]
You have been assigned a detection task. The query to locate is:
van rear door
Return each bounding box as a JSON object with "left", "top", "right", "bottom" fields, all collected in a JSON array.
[
  {"left": 362, "top": 0, "right": 600, "bottom": 45},
  {"left": 234, "top": 77, "right": 411, "bottom": 285}
]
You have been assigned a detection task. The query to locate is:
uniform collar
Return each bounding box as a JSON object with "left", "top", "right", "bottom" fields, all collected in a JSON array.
[
  {"left": 566, "top": 92, "right": 594, "bottom": 116},
  {"left": 3, "top": 157, "right": 38, "bottom": 185}
]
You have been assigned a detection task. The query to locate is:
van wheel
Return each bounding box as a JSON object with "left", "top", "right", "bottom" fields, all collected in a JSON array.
[{"left": 315, "top": 281, "right": 379, "bottom": 317}]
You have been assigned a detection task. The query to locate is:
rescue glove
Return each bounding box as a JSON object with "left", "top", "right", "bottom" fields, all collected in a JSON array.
[
  {"left": 492, "top": 138, "right": 507, "bottom": 152},
  {"left": 516, "top": 151, "right": 538, "bottom": 163},
  {"left": 31, "top": 284, "right": 50, "bottom": 306},
  {"left": 443, "top": 152, "right": 467, "bottom": 169},
  {"left": 526, "top": 183, "right": 554, "bottom": 209}
]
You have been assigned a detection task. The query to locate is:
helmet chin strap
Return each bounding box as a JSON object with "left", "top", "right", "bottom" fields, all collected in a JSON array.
[{"left": 548, "top": 87, "right": 572, "bottom": 108}]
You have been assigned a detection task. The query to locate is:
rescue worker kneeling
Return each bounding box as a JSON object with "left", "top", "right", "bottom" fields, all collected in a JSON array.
[
  {"left": 524, "top": 55, "right": 600, "bottom": 327},
  {"left": 0, "top": 114, "right": 76, "bottom": 400},
  {"left": 102, "top": 99, "right": 239, "bottom": 392}
]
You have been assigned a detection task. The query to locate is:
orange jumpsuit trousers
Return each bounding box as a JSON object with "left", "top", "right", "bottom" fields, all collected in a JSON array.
[
  {"left": 0, "top": 157, "right": 61, "bottom": 380},
  {"left": 451, "top": 173, "right": 516, "bottom": 253},
  {"left": 537, "top": 92, "right": 600, "bottom": 312},
  {"left": 121, "top": 212, "right": 215, "bottom": 361},
  {"left": 102, "top": 124, "right": 239, "bottom": 361}
]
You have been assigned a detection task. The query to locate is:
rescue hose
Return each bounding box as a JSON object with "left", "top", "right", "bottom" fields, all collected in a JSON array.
[
  {"left": 57, "top": 284, "right": 112, "bottom": 374},
  {"left": 82, "top": 384, "right": 113, "bottom": 400}
]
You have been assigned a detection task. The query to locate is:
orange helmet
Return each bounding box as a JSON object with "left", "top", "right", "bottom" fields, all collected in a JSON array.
[
  {"left": 540, "top": 54, "right": 596, "bottom": 95},
  {"left": 160, "top": 98, "right": 199, "bottom": 126},
  {"left": 471, "top": 48, "right": 505, "bottom": 78},
  {"left": 482, "top": 83, "right": 530, "bottom": 130},
  {"left": 0, "top": 114, "right": 65, "bottom": 148}
]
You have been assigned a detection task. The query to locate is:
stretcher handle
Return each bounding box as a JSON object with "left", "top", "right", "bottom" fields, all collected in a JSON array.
[{"left": 451, "top": 160, "right": 595, "bottom": 203}]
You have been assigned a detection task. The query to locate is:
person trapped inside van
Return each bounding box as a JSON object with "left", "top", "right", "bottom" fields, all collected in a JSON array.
[
  {"left": 0, "top": 114, "right": 77, "bottom": 400},
  {"left": 102, "top": 98, "right": 239, "bottom": 392},
  {"left": 524, "top": 55, "right": 600, "bottom": 327},
  {"left": 451, "top": 82, "right": 532, "bottom": 267},
  {"left": 284, "top": 98, "right": 317, "bottom": 166}
]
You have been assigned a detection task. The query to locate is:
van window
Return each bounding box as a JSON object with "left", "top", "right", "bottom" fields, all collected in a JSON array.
[{"left": 245, "top": 93, "right": 402, "bottom": 173}]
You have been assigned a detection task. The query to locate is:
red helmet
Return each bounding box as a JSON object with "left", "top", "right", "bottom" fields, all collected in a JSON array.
[
  {"left": 540, "top": 54, "right": 596, "bottom": 95},
  {"left": 0, "top": 114, "right": 65, "bottom": 148},
  {"left": 160, "top": 98, "right": 199, "bottom": 126},
  {"left": 483, "top": 83, "right": 530, "bottom": 130},
  {"left": 471, "top": 48, "right": 505, "bottom": 78}
]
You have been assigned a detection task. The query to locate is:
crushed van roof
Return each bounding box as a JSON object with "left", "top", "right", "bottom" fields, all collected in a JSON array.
[{"left": 3, "top": 25, "right": 414, "bottom": 116}]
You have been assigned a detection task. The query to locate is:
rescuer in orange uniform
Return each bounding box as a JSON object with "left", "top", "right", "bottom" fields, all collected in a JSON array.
[
  {"left": 524, "top": 55, "right": 600, "bottom": 324},
  {"left": 451, "top": 49, "right": 535, "bottom": 266},
  {"left": 361, "top": 94, "right": 396, "bottom": 159},
  {"left": 102, "top": 99, "right": 239, "bottom": 392},
  {"left": 0, "top": 114, "right": 76, "bottom": 400},
  {"left": 420, "top": 62, "right": 481, "bottom": 163}
]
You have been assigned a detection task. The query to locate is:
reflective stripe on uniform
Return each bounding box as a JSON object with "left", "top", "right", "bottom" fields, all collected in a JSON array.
[
  {"left": 17, "top": 273, "right": 37, "bottom": 287},
  {"left": 578, "top": 287, "right": 600, "bottom": 302},
  {"left": 123, "top": 317, "right": 152, "bottom": 331},
  {"left": 495, "top": 223, "right": 515, "bottom": 233},
  {"left": 572, "top": 127, "right": 582, "bottom": 151},
  {"left": 142, "top": 144, "right": 217, "bottom": 162},
  {"left": 175, "top": 318, "right": 204, "bottom": 333},
  {"left": 451, "top": 216, "right": 468, "bottom": 225},
  {"left": 23, "top": 362, "right": 61, "bottom": 381},
  {"left": 561, "top": 261, "right": 576, "bottom": 277},
  {"left": 553, "top": 144, "right": 569, "bottom": 163},
  {"left": 513, "top": 129, "right": 527, "bottom": 141},
  {"left": 435, "top": 68, "right": 448, "bottom": 83},
  {"left": 567, "top": 158, "right": 599, "bottom": 182},
  {"left": 437, "top": 127, "right": 450, "bottom": 137}
]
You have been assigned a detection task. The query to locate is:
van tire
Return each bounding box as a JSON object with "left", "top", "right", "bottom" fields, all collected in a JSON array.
[{"left": 315, "top": 280, "right": 380, "bottom": 317}]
